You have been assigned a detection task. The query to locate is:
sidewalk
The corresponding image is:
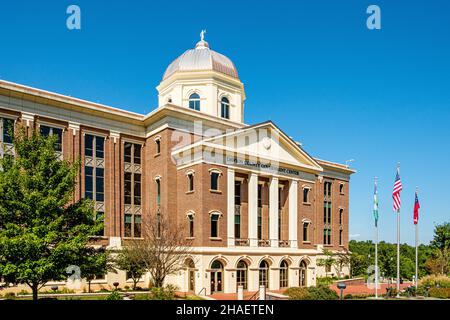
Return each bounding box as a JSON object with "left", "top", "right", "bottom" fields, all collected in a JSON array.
[
  {"left": 330, "top": 282, "right": 412, "bottom": 295},
  {"left": 208, "top": 290, "right": 285, "bottom": 300}
]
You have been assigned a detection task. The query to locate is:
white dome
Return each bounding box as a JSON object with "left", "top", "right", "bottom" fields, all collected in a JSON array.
[{"left": 162, "top": 39, "right": 239, "bottom": 80}]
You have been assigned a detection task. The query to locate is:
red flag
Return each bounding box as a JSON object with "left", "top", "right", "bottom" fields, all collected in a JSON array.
[{"left": 413, "top": 192, "right": 420, "bottom": 225}]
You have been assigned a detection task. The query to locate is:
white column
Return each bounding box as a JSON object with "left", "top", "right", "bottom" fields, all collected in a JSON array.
[
  {"left": 269, "top": 177, "right": 279, "bottom": 247},
  {"left": 248, "top": 173, "right": 258, "bottom": 247},
  {"left": 289, "top": 180, "right": 298, "bottom": 248},
  {"left": 227, "top": 168, "right": 235, "bottom": 247}
]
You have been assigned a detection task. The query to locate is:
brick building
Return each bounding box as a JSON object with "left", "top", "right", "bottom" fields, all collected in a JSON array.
[{"left": 0, "top": 35, "right": 354, "bottom": 295}]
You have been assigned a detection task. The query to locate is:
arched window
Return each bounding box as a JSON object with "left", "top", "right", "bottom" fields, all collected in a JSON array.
[
  {"left": 220, "top": 97, "right": 230, "bottom": 119},
  {"left": 299, "top": 260, "right": 307, "bottom": 287},
  {"left": 303, "top": 222, "right": 310, "bottom": 242},
  {"left": 236, "top": 260, "right": 248, "bottom": 290},
  {"left": 189, "top": 93, "right": 200, "bottom": 111},
  {"left": 259, "top": 260, "right": 269, "bottom": 288},
  {"left": 211, "top": 260, "right": 223, "bottom": 270},
  {"left": 187, "top": 212, "right": 194, "bottom": 238},
  {"left": 279, "top": 260, "right": 289, "bottom": 288},
  {"left": 303, "top": 187, "right": 310, "bottom": 203}
]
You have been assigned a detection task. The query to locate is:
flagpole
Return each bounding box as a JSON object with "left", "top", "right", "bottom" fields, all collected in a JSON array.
[
  {"left": 375, "top": 219, "right": 379, "bottom": 298},
  {"left": 396, "top": 208, "right": 400, "bottom": 298},
  {"left": 415, "top": 187, "right": 419, "bottom": 290},
  {"left": 396, "top": 163, "right": 401, "bottom": 298},
  {"left": 374, "top": 177, "right": 379, "bottom": 299}
]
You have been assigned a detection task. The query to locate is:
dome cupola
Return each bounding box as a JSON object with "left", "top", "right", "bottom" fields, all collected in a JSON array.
[
  {"left": 162, "top": 31, "right": 239, "bottom": 81},
  {"left": 157, "top": 31, "right": 246, "bottom": 124}
]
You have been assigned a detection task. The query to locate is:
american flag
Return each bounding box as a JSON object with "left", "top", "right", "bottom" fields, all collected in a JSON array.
[{"left": 392, "top": 168, "right": 403, "bottom": 211}]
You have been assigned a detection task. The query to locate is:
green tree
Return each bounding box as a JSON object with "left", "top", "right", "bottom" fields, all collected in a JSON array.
[
  {"left": 429, "top": 222, "right": 450, "bottom": 275},
  {"left": 0, "top": 128, "right": 103, "bottom": 300},
  {"left": 317, "top": 249, "right": 335, "bottom": 277},
  {"left": 333, "top": 250, "right": 350, "bottom": 277},
  {"left": 114, "top": 245, "right": 146, "bottom": 290},
  {"left": 79, "top": 247, "right": 109, "bottom": 293}
]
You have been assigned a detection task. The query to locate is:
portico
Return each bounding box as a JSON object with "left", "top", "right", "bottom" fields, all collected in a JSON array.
[{"left": 227, "top": 168, "right": 300, "bottom": 249}]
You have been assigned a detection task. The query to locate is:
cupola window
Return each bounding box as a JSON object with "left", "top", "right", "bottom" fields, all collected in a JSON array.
[
  {"left": 220, "top": 97, "right": 230, "bottom": 119},
  {"left": 189, "top": 93, "right": 200, "bottom": 111}
]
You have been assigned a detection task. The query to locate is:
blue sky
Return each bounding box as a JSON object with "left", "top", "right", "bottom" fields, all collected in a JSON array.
[{"left": 0, "top": 1, "right": 449, "bottom": 245}]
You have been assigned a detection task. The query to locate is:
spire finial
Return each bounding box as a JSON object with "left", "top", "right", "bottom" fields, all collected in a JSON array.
[
  {"left": 200, "top": 29, "right": 206, "bottom": 41},
  {"left": 195, "top": 30, "right": 210, "bottom": 49}
]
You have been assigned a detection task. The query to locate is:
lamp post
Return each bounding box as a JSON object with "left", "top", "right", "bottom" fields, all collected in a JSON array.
[{"left": 337, "top": 282, "right": 347, "bottom": 300}]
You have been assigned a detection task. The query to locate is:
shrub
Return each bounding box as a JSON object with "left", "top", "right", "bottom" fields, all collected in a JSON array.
[
  {"left": 105, "top": 290, "right": 122, "bottom": 300},
  {"left": 385, "top": 287, "right": 397, "bottom": 298},
  {"left": 284, "top": 287, "right": 311, "bottom": 300},
  {"left": 284, "top": 285, "right": 338, "bottom": 300},
  {"left": 150, "top": 285, "right": 178, "bottom": 300},
  {"left": 308, "top": 285, "right": 339, "bottom": 300},
  {"left": 428, "top": 288, "right": 450, "bottom": 299},
  {"left": 3, "top": 292, "right": 16, "bottom": 300},
  {"left": 344, "top": 294, "right": 353, "bottom": 300},
  {"left": 316, "top": 277, "right": 337, "bottom": 286},
  {"left": 419, "top": 275, "right": 450, "bottom": 289}
]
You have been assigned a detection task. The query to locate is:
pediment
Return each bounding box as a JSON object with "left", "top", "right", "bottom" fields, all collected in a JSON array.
[{"left": 203, "top": 121, "right": 323, "bottom": 173}]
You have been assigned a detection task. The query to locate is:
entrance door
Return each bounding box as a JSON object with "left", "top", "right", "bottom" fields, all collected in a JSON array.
[
  {"left": 210, "top": 271, "right": 223, "bottom": 293},
  {"left": 185, "top": 258, "right": 196, "bottom": 292},
  {"left": 299, "top": 260, "right": 307, "bottom": 287},
  {"left": 210, "top": 260, "right": 224, "bottom": 293},
  {"left": 188, "top": 270, "right": 195, "bottom": 292}
]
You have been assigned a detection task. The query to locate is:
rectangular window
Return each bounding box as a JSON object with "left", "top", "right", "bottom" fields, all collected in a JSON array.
[
  {"left": 258, "top": 184, "right": 263, "bottom": 240},
  {"left": 95, "top": 168, "right": 104, "bottom": 202},
  {"left": 235, "top": 182, "right": 241, "bottom": 205},
  {"left": 324, "top": 181, "right": 332, "bottom": 197},
  {"left": 258, "top": 184, "right": 262, "bottom": 208},
  {"left": 84, "top": 134, "right": 105, "bottom": 236},
  {"left": 96, "top": 137, "right": 104, "bottom": 159},
  {"left": 134, "top": 173, "right": 141, "bottom": 205},
  {"left": 134, "top": 215, "right": 141, "bottom": 238},
  {"left": 85, "top": 166, "right": 93, "bottom": 200},
  {"left": 124, "top": 172, "right": 132, "bottom": 205},
  {"left": 1, "top": 118, "right": 14, "bottom": 144},
  {"left": 323, "top": 201, "right": 331, "bottom": 224},
  {"left": 123, "top": 142, "right": 142, "bottom": 238},
  {"left": 85, "top": 134, "right": 93, "bottom": 157},
  {"left": 96, "top": 212, "right": 104, "bottom": 237},
  {"left": 278, "top": 210, "right": 282, "bottom": 241},
  {"left": 211, "top": 172, "right": 219, "bottom": 191},
  {"left": 211, "top": 214, "right": 219, "bottom": 237},
  {"left": 339, "top": 229, "right": 343, "bottom": 246},
  {"left": 257, "top": 208, "right": 262, "bottom": 240},
  {"left": 234, "top": 212, "right": 241, "bottom": 239},
  {"left": 339, "top": 208, "right": 343, "bottom": 225},
  {"left": 124, "top": 142, "right": 132, "bottom": 163},
  {"left": 125, "top": 214, "right": 132, "bottom": 237},
  {"left": 134, "top": 144, "right": 141, "bottom": 164},
  {"left": 278, "top": 187, "right": 282, "bottom": 209},
  {"left": 323, "top": 228, "right": 332, "bottom": 245},
  {"left": 40, "top": 125, "right": 63, "bottom": 152}
]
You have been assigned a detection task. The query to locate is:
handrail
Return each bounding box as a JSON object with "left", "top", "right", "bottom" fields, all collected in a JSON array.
[
  {"left": 247, "top": 291, "right": 259, "bottom": 300},
  {"left": 198, "top": 287, "right": 207, "bottom": 296}
]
